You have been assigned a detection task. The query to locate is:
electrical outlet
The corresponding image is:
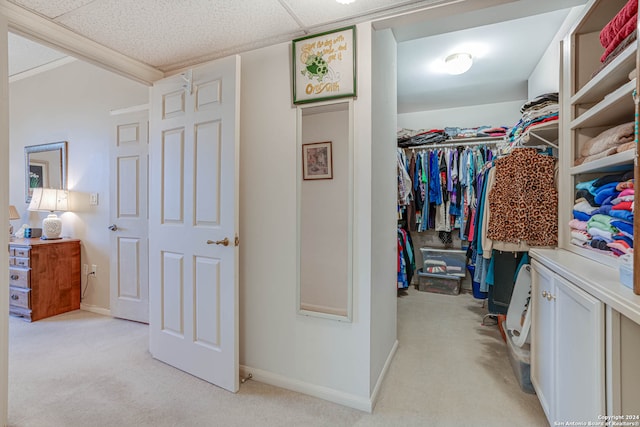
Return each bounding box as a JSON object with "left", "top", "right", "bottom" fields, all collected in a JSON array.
[
  {"left": 89, "top": 193, "right": 99, "bottom": 206},
  {"left": 91, "top": 264, "right": 97, "bottom": 277},
  {"left": 83, "top": 264, "right": 88, "bottom": 275}
]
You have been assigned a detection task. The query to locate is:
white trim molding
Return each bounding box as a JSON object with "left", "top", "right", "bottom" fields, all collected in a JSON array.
[
  {"left": 1, "top": 2, "right": 164, "bottom": 85},
  {"left": 239, "top": 365, "right": 373, "bottom": 413},
  {"left": 80, "top": 304, "right": 111, "bottom": 317},
  {"left": 370, "top": 339, "right": 398, "bottom": 411}
]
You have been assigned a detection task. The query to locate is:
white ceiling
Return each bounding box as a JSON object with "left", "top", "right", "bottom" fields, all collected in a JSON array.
[
  {"left": 397, "top": 8, "right": 573, "bottom": 113},
  {"left": 6, "top": 0, "right": 589, "bottom": 112}
]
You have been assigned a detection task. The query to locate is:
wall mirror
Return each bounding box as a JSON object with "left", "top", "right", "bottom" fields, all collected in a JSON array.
[
  {"left": 297, "top": 100, "right": 353, "bottom": 322},
  {"left": 25, "top": 141, "right": 67, "bottom": 203}
]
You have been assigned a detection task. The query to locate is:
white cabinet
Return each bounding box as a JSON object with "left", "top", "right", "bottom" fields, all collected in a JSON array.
[
  {"left": 554, "top": 274, "right": 605, "bottom": 421},
  {"left": 531, "top": 260, "right": 605, "bottom": 424},
  {"left": 530, "top": 260, "right": 555, "bottom": 420}
]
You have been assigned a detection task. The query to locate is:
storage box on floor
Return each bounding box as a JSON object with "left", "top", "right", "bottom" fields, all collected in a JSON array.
[{"left": 416, "top": 248, "right": 467, "bottom": 295}]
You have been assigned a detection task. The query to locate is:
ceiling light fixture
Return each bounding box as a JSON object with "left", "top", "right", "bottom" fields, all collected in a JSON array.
[
  {"left": 444, "top": 52, "right": 473, "bottom": 75},
  {"left": 336, "top": 0, "right": 356, "bottom": 4}
]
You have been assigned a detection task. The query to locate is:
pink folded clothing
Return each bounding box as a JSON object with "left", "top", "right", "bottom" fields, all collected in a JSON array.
[
  {"left": 607, "top": 240, "right": 633, "bottom": 255},
  {"left": 619, "top": 188, "right": 635, "bottom": 197},
  {"left": 568, "top": 219, "right": 588, "bottom": 231},
  {"left": 600, "top": 0, "right": 638, "bottom": 48}
]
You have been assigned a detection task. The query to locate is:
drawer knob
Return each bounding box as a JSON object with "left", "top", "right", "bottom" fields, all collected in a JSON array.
[
  {"left": 11, "top": 295, "right": 18, "bottom": 300},
  {"left": 10, "top": 274, "right": 18, "bottom": 280}
]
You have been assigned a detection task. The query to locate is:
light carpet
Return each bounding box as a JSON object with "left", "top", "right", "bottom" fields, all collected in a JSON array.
[{"left": 8, "top": 288, "right": 547, "bottom": 426}]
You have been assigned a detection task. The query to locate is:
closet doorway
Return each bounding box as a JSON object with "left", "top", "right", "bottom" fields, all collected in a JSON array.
[{"left": 385, "top": 0, "right": 582, "bottom": 301}]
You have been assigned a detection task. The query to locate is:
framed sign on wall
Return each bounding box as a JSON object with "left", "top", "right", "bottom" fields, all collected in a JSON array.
[{"left": 292, "top": 26, "right": 356, "bottom": 104}]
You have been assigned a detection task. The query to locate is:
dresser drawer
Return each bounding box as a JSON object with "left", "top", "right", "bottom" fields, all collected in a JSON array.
[
  {"left": 13, "top": 257, "right": 29, "bottom": 268},
  {"left": 9, "top": 287, "right": 30, "bottom": 309},
  {"left": 13, "top": 247, "right": 30, "bottom": 258},
  {"left": 9, "top": 268, "right": 30, "bottom": 288}
]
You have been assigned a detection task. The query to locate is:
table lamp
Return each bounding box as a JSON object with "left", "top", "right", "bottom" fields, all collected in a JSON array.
[
  {"left": 28, "top": 188, "right": 68, "bottom": 240},
  {"left": 9, "top": 205, "right": 19, "bottom": 236}
]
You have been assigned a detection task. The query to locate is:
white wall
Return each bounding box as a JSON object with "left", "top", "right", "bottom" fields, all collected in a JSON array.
[
  {"left": 528, "top": 6, "right": 585, "bottom": 99},
  {"left": 370, "top": 28, "right": 398, "bottom": 397},
  {"left": 239, "top": 22, "right": 375, "bottom": 410},
  {"left": 9, "top": 60, "right": 149, "bottom": 311},
  {"left": 397, "top": 99, "right": 525, "bottom": 131}
]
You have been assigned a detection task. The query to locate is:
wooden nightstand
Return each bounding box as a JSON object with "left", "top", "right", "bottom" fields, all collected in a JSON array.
[{"left": 8, "top": 238, "right": 81, "bottom": 322}]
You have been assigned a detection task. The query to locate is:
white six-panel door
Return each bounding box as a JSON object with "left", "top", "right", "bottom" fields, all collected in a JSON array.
[
  {"left": 110, "top": 108, "right": 150, "bottom": 323},
  {"left": 149, "top": 56, "right": 240, "bottom": 392}
]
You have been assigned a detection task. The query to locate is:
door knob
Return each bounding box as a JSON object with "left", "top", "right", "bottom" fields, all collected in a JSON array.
[
  {"left": 108, "top": 224, "right": 118, "bottom": 231},
  {"left": 207, "top": 237, "right": 230, "bottom": 246}
]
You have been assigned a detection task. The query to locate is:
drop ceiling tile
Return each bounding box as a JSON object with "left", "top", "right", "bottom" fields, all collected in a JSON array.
[
  {"left": 54, "top": 0, "right": 303, "bottom": 69},
  {"left": 8, "top": 0, "right": 95, "bottom": 19},
  {"left": 283, "top": 0, "right": 441, "bottom": 28}
]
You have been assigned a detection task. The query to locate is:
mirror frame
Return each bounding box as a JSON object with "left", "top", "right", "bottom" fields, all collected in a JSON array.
[
  {"left": 296, "top": 99, "right": 354, "bottom": 322},
  {"left": 24, "top": 141, "right": 67, "bottom": 203}
]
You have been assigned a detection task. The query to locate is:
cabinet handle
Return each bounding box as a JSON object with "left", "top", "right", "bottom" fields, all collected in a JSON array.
[
  {"left": 10, "top": 274, "right": 18, "bottom": 280},
  {"left": 546, "top": 293, "right": 556, "bottom": 302},
  {"left": 11, "top": 295, "right": 18, "bottom": 300},
  {"left": 542, "top": 290, "right": 548, "bottom": 298}
]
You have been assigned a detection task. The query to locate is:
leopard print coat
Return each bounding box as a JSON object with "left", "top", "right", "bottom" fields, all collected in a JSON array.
[{"left": 487, "top": 148, "right": 558, "bottom": 246}]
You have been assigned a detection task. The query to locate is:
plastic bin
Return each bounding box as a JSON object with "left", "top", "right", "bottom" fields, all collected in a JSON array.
[
  {"left": 505, "top": 328, "right": 535, "bottom": 394},
  {"left": 416, "top": 268, "right": 461, "bottom": 295},
  {"left": 467, "top": 265, "right": 488, "bottom": 299},
  {"left": 420, "top": 248, "right": 467, "bottom": 277}
]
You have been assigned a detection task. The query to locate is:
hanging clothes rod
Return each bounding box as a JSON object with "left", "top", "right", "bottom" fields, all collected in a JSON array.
[{"left": 402, "top": 137, "right": 503, "bottom": 151}]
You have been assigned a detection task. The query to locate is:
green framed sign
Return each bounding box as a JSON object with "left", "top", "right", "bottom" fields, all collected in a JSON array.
[{"left": 292, "top": 26, "right": 357, "bottom": 104}]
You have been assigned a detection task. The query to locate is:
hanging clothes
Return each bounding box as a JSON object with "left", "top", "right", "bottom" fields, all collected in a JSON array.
[
  {"left": 397, "top": 144, "right": 498, "bottom": 236},
  {"left": 397, "top": 227, "right": 416, "bottom": 289}
]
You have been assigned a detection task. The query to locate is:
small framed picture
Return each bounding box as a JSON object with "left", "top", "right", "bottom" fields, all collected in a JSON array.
[{"left": 302, "top": 141, "right": 333, "bottom": 180}]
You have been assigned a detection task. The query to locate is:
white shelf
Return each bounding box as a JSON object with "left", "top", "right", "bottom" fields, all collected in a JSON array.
[
  {"left": 570, "top": 149, "right": 635, "bottom": 175},
  {"left": 571, "top": 79, "right": 636, "bottom": 130},
  {"left": 571, "top": 44, "right": 637, "bottom": 105},
  {"left": 520, "top": 120, "right": 558, "bottom": 146}
]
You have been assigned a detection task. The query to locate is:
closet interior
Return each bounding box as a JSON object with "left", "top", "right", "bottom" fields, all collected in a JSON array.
[{"left": 395, "top": 0, "right": 640, "bottom": 424}]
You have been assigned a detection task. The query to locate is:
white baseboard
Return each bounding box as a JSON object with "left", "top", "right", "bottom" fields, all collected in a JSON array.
[
  {"left": 80, "top": 304, "right": 111, "bottom": 317},
  {"left": 239, "top": 364, "right": 373, "bottom": 413},
  {"left": 370, "top": 339, "right": 398, "bottom": 411}
]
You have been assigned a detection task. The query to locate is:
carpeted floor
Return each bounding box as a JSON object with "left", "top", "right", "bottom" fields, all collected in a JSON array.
[{"left": 8, "top": 287, "right": 548, "bottom": 426}]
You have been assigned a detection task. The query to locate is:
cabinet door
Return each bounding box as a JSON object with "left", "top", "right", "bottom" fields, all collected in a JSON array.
[
  {"left": 530, "top": 260, "right": 555, "bottom": 423},
  {"left": 554, "top": 275, "right": 605, "bottom": 422}
]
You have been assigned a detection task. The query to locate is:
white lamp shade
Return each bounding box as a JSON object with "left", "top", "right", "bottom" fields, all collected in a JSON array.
[
  {"left": 28, "top": 188, "right": 68, "bottom": 239},
  {"left": 28, "top": 188, "right": 68, "bottom": 212}
]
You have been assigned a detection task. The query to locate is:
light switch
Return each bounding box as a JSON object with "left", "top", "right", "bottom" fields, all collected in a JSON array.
[{"left": 89, "top": 193, "right": 98, "bottom": 206}]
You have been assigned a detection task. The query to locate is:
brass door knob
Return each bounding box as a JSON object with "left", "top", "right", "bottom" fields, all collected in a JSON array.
[{"left": 207, "top": 237, "right": 230, "bottom": 246}]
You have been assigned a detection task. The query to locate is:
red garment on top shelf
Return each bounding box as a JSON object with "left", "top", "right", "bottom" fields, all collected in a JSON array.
[
  {"left": 599, "top": 0, "right": 638, "bottom": 62},
  {"left": 600, "top": 0, "right": 638, "bottom": 48}
]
